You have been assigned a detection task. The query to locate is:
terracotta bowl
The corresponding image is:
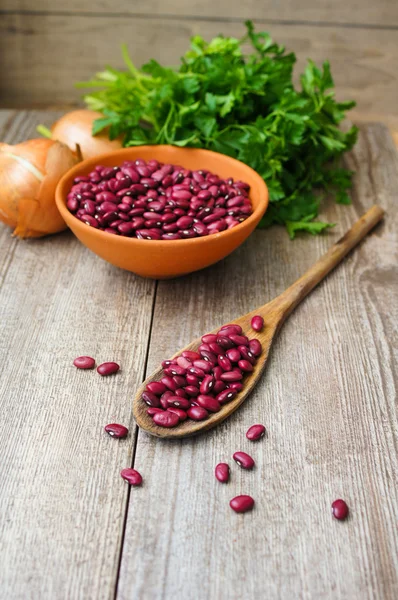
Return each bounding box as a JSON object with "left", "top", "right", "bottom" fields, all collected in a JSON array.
[{"left": 56, "top": 145, "right": 269, "bottom": 279}]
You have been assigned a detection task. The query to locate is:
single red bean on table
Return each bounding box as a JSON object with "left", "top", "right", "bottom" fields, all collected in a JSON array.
[
  {"left": 233, "top": 451, "right": 255, "bottom": 470},
  {"left": 141, "top": 324, "right": 262, "bottom": 427},
  {"left": 73, "top": 356, "right": 95, "bottom": 369},
  {"left": 97, "top": 362, "right": 120, "bottom": 376},
  {"left": 246, "top": 424, "right": 266, "bottom": 441},
  {"left": 230, "top": 495, "right": 255, "bottom": 513},
  {"left": 331, "top": 499, "right": 349, "bottom": 521},
  {"left": 215, "top": 463, "right": 230, "bottom": 483},
  {"left": 104, "top": 423, "right": 129, "bottom": 439},
  {"left": 66, "top": 159, "right": 252, "bottom": 240},
  {"left": 121, "top": 468, "right": 142, "bottom": 486}
]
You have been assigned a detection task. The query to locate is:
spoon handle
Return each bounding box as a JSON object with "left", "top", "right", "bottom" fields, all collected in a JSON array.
[{"left": 265, "top": 205, "right": 385, "bottom": 322}]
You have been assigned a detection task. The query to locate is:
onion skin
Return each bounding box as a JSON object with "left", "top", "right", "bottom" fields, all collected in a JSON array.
[
  {"left": 51, "top": 109, "right": 123, "bottom": 159},
  {"left": 0, "top": 138, "right": 79, "bottom": 238}
]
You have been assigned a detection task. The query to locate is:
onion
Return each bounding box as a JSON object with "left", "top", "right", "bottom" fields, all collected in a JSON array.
[
  {"left": 0, "top": 138, "right": 79, "bottom": 238},
  {"left": 51, "top": 109, "right": 123, "bottom": 159}
]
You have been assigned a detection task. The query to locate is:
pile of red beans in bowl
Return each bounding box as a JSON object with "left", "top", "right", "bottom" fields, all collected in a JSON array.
[
  {"left": 142, "top": 322, "right": 262, "bottom": 427},
  {"left": 66, "top": 159, "right": 252, "bottom": 240}
]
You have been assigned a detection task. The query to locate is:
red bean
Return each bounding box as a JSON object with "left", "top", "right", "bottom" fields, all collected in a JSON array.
[
  {"left": 238, "top": 346, "right": 256, "bottom": 365},
  {"left": 121, "top": 468, "right": 142, "bottom": 486},
  {"left": 167, "top": 397, "right": 190, "bottom": 410},
  {"left": 81, "top": 214, "right": 98, "bottom": 228},
  {"left": 220, "top": 370, "right": 243, "bottom": 382},
  {"left": 226, "top": 348, "right": 241, "bottom": 363},
  {"left": 188, "top": 366, "right": 206, "bottom": 378},
  {"left": 197, "top": 395, "right": 221, "bottom": 413},
  {"left": 219, "top": 324, "right": 242, "bottom": 334},
  {"left": 251, "top": 315, "right": 264, "bottom": 332},
  {"left": 173, "top": 375, "right": 187, "bottom": 388},
  {"left": 182, "top": 350, "right": 201, "bottom": 361},
  {"left": 216, "top": 388, "right": 237, "bottom": 404},
  {"left": 228, "top": 382, "right": 243, "bottom": 392},
  {"left": 216, "top": 336, "right": 235, "bottom": 350},
  {"left": 147, "top": 407, "right": 164, "bottom": 416},
  {"left": 249, "top": 339, "right": 262, "bottom": 356},
  {"left": 246, "top": 424, "right": 266, "bottom": 441},
  {"left": 215, "top": 463, "right": 230, "bottom": 483},
  {"left": 187, "top": 406, "right": 209, "bottom": 421},
  {"left": 229, "top": 334, "right": 249, "bottom": 346},
  {"left": 200, "top": 374, "right": 215, "bottom": 394},
  {"left": 332, "top": 499, "right": 349, "bottom": 520},
  {"left": 153, "top": 410, "right": 180, "bottom": 428},
  {"left": 185, "top": 385, "right": 200, "bottom": 397},
  {"left": 200, "top": 350, "right": 217, "bottom": 364},
  {"left": 146, "top": 381, "right": 167, "bottom": 396},
  {"left": 238, "top": 359, "right": 254, "bottom": 373},
  {"left": 142, "top": 391, "right": 161, "bottom": 408},
  {"left": 213, "top": 380, "right": 226, "bottom": 394},
  {"left": 233, "top": 451, "right": 255, "bottom": 470},
  {"left": 218, "top": 355, "right": 232, "bottom": 371},
  {"left": 104, "top": 423, "right": 128, "bottom": 438},
  {"left": 73, "top": 356, "right": 95, "bottom": 369},
  {"left": 201, "top": 334, "right": 218, "bottom": 345},
  {"left": 167, "top": 407, "right": 187, "bottom": 422},
  {"left": 177, "top": 356, "right": 192, "bottom": 369},
  {"left": 186, "top": 373, "right": 200, "bottom": 386},
  {"left": 213, "top": 366, "right": 223, "bottom": 380},
  {"left": 97, "top": 362, "right": 120, "bottom": 376},
  {"left": 161, "top": 376, "right": 178, "bottom": 391},
  {"left": 209, "top": 342, "right": 224, "bottom": 355},
  {"left": 174, "top": 388, "right": 188, "bottom": 398},
  {"left": 230, "top": 495, "right": 254, "bottom": 513},
  {"left": 166, "top": 364, "right": 187, "bottom": 376}
]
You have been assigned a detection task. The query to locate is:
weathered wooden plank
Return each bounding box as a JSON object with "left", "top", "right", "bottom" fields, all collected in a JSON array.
[
  {"left": 3, "top": 0, "right": 398, "bottom": 27},
  {"left": 117, "top": 123, "right": 398, "bottom": 599},
  {"left": 0, "top": 111, "right": 156, "bottom": 599},
  {"left": 0, "top": 14, "right": 397, "bottom": 126}
]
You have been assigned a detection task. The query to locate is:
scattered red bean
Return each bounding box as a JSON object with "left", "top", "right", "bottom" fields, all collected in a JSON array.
[
  {"left": 215, "top": 463, "right": 230, "bottom": 483},
  {"left": 153, "top": 410, "right": 180, "bottom": 428},
  {"left": 73, "top": 356, "right": 95, "bottom": 369},
  {"left": 233, "top": 451, "right": 255, "bottom": 470},
  {"left": 251, "top": 315, "right": 264, "bottom": 332},
  {"left": 331, "top": 499, "right": 349, "bottom": 521},
  {"left": 246, "top": 424, "right": 266, "bottom": 441},
  {"left": 67, "top": 160, "right": 252, "bottom": 239},
  {"left": 230, "top": 495, "right": 255, "bottom": 513},
  {"left": 104, "top": 423, "right": 128, "bottom": 438},
  {"left": 121, "top": 468, "right": 143, "bottom": 486},
  {"left": 97, "top": 362, "right": 120, "bottom": 376}
]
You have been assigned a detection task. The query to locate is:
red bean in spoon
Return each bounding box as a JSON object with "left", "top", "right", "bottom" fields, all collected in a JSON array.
[{"left": 133, "top": 206, "right": 385, "bottom": 438}]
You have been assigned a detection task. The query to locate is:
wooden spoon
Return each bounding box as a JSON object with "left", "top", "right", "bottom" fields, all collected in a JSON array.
[{"left": 133, "top": 205, "right": 384, "bottom": 439}]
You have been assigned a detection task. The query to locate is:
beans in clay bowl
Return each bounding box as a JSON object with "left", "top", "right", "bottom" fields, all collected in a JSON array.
[{"left": 55, "top": 145, "right": 268, "bottom": 278}]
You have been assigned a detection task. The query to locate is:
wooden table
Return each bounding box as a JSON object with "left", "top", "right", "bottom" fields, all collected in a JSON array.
[{"left": 1, "top": 110, "right": 397, "bottom": 600}]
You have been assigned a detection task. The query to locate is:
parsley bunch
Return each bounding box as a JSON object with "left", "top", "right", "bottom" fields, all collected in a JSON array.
[{"left": 78, "top": 21, "right": 357, "bottom": 237}]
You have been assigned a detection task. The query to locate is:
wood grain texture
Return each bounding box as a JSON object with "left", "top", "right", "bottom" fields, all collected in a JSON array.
[
  {"left": 118, "top": 124, "right": 398, "bottom": 599},
  {"left": 1, "top": 14, "right": 397, "bottom": 124},
  {"left": 0, "top": 112, "right": 156, "bottom": 599},
  {"left": 3, "top": 0, "right": 398, "bottom": 27}
]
